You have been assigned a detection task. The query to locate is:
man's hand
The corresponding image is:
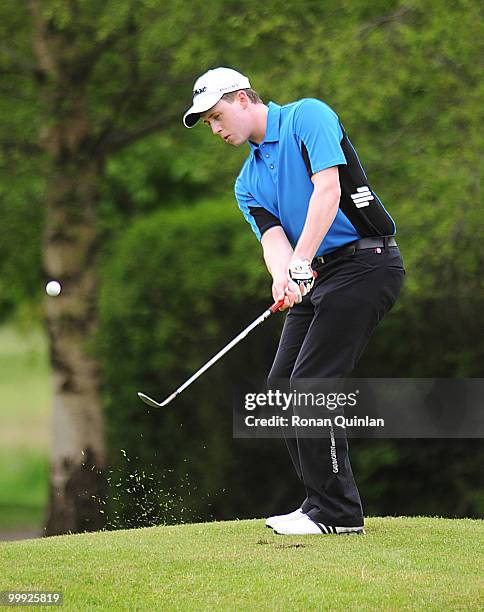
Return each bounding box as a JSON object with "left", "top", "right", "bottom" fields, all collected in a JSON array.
[
  {"left": 260, "top": 226, "right": 316, "bottom": 311},
  {"left": 289, "top": 258, "right": 316, "bottom": 297},
  {"left": 272, "top": 277, "right": 302, "bottom": 311}
]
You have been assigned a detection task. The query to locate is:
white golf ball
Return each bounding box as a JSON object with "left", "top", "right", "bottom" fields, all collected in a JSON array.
[{"left": 46, "top": 280, "right": 62, "bottom": 297}]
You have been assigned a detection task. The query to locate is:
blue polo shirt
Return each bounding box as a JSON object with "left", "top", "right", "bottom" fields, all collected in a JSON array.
[{"left": 234, "top": 98, "right": 394, "bottom": 256}]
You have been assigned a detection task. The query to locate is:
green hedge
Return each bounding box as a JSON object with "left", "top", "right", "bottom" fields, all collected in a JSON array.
[
  {"left": 98, "top": 199, "right": 483, "bottom": 527},
  {"left": 98, "top": 200, "right": 294, "bottom": 526}
]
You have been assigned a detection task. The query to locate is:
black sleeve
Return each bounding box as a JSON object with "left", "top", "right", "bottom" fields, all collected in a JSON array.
[{"left": 248, "top": 206, "right": 282, "bottom": 237}]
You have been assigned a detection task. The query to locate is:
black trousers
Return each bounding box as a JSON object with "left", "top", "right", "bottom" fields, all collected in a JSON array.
[{"left": 267, "top": 245, "right": 405, "bottom": 526}]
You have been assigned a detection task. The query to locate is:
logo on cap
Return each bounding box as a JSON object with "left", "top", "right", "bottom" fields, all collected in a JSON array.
[
  {"left": 193, "top": 86, "right": 207, "bottom": 98},
  {"left": 220, "top": 82, "right": 241, "bottom": 92}
]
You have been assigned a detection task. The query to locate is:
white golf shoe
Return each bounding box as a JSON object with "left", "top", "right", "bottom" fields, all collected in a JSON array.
[
  {"left": 272, "top": 513, "right": 365, "bottom": 535},
  {"left": 265, "top": 507, "right": 305, "bottom": 530}
]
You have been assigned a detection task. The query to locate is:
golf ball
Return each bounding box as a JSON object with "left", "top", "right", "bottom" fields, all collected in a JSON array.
[{"left": 46, "top": 280, "right": 62, "bottom": 297}]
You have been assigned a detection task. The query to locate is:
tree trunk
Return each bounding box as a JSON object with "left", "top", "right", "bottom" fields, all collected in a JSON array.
[
  {"left": 42, "top": 157, "right": 107, "bottom": 536},
  {"left": 29, "top": 0, "right": 107, "bottom": 535}
]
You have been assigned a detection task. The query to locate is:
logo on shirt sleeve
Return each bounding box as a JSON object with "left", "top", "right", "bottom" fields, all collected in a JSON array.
[{"left": 351, "top": 186, "right": 374, "bottom": 208}]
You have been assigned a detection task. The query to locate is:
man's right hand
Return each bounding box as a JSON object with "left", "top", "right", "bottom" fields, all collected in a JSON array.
[{"left": 272, "top": 277, "right": 302, "bottom": 311}]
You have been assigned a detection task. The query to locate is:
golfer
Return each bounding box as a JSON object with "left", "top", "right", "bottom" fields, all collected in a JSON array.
[{"left": 183, "top": 67, "right": 404, "bottom": 535}]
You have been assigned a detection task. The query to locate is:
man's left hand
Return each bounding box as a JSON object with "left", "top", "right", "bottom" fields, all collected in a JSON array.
[{"left": 289, "top": 258, "right": 316, "bottom": 297}]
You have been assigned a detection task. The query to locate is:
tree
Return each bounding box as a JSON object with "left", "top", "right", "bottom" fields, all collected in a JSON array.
[
  {"left": 25, "top": 0, "right": 242, "bottom": 534},
  {"left": 1, "top": 0, "right": 196, "bottom": 535}
]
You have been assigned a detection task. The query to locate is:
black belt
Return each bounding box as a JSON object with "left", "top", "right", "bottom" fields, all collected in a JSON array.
[{"left": 313, "top": 236, "right": 397, "bottom": 265}]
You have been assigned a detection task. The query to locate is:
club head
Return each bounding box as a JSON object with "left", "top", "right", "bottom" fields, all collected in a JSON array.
[
  {"left": 137, "top": 391, "right": 178, "bottom": 408},
  {"left": 137, "top": 392, "right": 163, "bottom": 408}
]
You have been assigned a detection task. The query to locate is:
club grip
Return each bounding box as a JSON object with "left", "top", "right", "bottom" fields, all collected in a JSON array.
[
  {"left": 269, "top": 270, "right": 318, "bottom": 313},
  {"left": 269, "top": 298, "right": 286, "bottom": 313}
]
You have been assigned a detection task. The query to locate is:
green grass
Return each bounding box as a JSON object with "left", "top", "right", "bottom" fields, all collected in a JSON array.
[
  {"left": 0, "top": 517, "right": 482, "bottom": 610},
  {"left": 0, "top": 324, "right": 51, "bottom": 531},
  {"left": 0, "top": 450, "right": 49, "bottom": 530}
]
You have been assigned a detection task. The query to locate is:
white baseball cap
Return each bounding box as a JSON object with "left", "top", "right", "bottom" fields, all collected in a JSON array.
[{"left": 183, "top": 67, "right": 251, "bottom": 128}]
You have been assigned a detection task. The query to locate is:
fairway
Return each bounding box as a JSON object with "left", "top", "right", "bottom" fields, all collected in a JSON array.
[
  {"left": 1, "top": 517, "right": 482, "bottom": 610},
  {"left": 0, "top": 324, "right": 51, "bottom": 450},
  {"left": 0, "top": 325, "right": 51, "bottom": 532}
]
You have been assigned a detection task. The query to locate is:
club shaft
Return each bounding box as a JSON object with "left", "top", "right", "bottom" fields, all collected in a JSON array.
[
  {"left": 172, "top": 308, "right": 274, "bottom": 398},
  {"left": 138, "top": 299, "right": 285, "bottom": 408}
]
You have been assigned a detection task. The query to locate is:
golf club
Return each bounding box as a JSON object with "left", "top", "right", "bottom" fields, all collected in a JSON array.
[{"left": 138, "top": 298, "right": 286, "bottom": 408}]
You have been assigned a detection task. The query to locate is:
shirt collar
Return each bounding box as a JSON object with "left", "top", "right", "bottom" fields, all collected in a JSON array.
[{"left": 248, "top": 101, "right": 281, "bottom": 152}]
